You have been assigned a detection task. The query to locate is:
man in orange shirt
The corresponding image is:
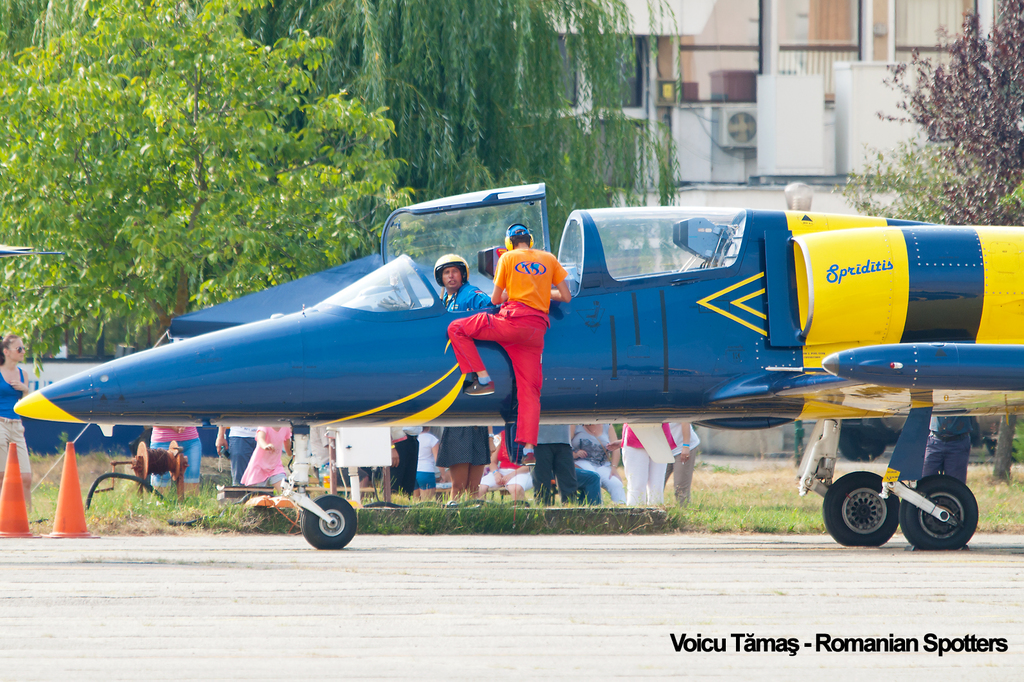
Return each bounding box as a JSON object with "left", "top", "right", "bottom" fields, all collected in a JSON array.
[{"left": 447, "top": 224, "right": 571, "bottom": 460}]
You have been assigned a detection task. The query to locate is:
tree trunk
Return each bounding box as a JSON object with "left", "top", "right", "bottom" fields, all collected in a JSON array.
[
  {"left": 95, "top": 322, "right": 106, "bottom": 358},
  {"left": 992, "top": 414, "right": 1016, "bottom": 481}
]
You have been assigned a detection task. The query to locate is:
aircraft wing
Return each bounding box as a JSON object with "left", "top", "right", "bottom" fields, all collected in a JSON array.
[
  {"left": 0, "top": 245, "right": 62, "bottom": 257},
  {"left": 707, "top": 364, "right": 1024, "bottom": 420}
]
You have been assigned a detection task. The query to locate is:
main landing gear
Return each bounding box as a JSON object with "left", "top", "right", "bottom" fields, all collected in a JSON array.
[
  {"left": 798, "top": 419, "right": 978, "bottom": 550},
  {"left": 893, "top": 475, "right": 978, "bottom": 551}
]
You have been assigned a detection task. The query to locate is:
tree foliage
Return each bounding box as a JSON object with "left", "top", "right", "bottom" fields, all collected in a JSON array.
[
  {"left": 843, "top": 142, "right": 957, "bottom": 224},
  {"left": 845, "top": 3, "right": 1024, "bottom": 225},
  {"left": 241, "top": 0, "right": 677, "bottom": 233},
  {"left": 0, "top": 0, "right": 92, "bottom": 58},
  {"left": 0, "top": 0, "right": 403, "bottom": 350}
]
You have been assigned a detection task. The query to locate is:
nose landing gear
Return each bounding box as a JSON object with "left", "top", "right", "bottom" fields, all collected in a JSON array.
[{"left": 280, "top": 429, "right": 360, "bottom": 549}]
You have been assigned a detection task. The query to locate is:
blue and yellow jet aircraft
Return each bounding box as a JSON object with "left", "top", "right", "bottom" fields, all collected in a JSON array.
[{"left": 15, "top": 184, "right": 1019, "bottom": 550}]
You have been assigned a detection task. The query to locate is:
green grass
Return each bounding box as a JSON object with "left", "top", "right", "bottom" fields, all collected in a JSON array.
[
  {"left": 357, "top": 502, "right": 673, "bottom": 535},
  {"left": 19, "top": 455, "right": 1024, "bottom": 537}
]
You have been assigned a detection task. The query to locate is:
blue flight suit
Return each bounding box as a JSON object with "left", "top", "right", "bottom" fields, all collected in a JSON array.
[{"left": 443, "top": 282, "right": 492, "bottom": 312}]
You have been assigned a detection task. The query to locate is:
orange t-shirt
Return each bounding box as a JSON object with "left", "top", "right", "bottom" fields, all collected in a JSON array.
[{"left": 493, "top": 248, "right": 568, "bottom": 314}]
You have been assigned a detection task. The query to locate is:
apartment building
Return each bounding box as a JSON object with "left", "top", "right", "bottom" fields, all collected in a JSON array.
[{"left": 620, "top": 0, "right": 994, "bottom": 211}]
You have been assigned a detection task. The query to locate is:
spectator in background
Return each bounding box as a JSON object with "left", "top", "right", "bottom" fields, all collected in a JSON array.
[
  {"left": 391, "top": 426, "right": 421, "bottom": 496},
  {"left": 414, "top": 426, "right": 440, "bottom": 501},
  {"left": 533, "top": 424, "right": 579, "bottom": 505},
  {"left": 436, "top": 426, "right": 490, "bottom": 501},
  {"left": 241, "top": 425, "right": 292, "bottom": 493},
  {"left": 923, "top": 416, "right": 972, "bottom": 483},
  {"left": 667, "top": 425, "right": 700, "bottom": 505},
  {"left": 309, "top": 426, "right": 332, "bottom": 470},
  {"left": 216, "top": 426, "right": 258, "bottom": 486},
  {"left": 575, "top": 467, "right": 603, "bottom": 505},
  {"left": 0, "top": 334, "right": 31, "bottom": 508},
  {"left": 435, "top": 465, "right": 453, "bottom": 495},
  {"left": 478, "top": 436, "right": 533, "bottom": 501},
  {"left": 151, "top": 425, "right": 203, "bottom": 495},
  {"left": 571, "top": 424, "right": 625, "bottom": 504},
  {"left": 621, "top": 423, "right": 697, "bottom": 506}
]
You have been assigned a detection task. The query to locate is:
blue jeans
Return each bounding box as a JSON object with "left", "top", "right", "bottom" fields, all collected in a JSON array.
[
  {"left": 575, "top": 468, "right": 602, "bottom": 505},
  {"left": 228, "top": 436, "right": 257, "bottom": 486},
  {"left": 150, "top": 437, "right": 203, "bottom": 487}
]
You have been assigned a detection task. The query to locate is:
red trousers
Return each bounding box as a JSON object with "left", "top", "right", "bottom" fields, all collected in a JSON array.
[{"left": 447, "top": 302, "right": 548, "bottom": 445}]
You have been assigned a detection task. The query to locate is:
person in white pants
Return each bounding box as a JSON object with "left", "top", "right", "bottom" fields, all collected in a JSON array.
[
  {"left": 571, "top": 424, "right": 625, "bottom": 504},
  {"left": 620, "top": 423, "right": 699, "bottom": 505}
]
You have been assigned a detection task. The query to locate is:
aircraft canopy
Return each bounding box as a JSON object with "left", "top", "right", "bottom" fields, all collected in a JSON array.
[
  {"left": 318, "top": 255, "right": 437, "bottom": 313},
  {"left": 576, "top": 207, "right": 747, "bottom": 281}
]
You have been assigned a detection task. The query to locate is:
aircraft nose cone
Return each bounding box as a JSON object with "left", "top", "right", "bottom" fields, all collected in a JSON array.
[
  {"left": 821, "top": 353, "right": 840, "bottom": 376},
  {"left": 15, "top": 391, "right": 84, "bottom": 423}
]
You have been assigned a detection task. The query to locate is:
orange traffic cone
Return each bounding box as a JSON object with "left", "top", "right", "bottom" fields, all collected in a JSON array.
[
  {"left": 0, "top": 442, "right": 37, "bottom": 538},
  {"left": 46, "top": 442, "right": 97, "bottom": 539}
]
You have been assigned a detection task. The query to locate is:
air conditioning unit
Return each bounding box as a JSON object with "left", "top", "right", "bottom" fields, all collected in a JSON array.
[{"left": 715, "top": 107, "right": 758, "bottom": 149}]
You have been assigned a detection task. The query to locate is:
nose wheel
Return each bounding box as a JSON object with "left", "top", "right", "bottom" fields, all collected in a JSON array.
[{"left": 299, "top": 494, "right": 358, "bottom": 550}]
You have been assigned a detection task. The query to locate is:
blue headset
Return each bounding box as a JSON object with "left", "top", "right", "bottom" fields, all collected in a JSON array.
[{"left": 505, "top": 223, "right": 534, "bottom": 250}]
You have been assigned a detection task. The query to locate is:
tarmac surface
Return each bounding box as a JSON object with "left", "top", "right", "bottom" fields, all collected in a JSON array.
[{"left": 2, "top": 533, "right": 1024, "bottom": 680}]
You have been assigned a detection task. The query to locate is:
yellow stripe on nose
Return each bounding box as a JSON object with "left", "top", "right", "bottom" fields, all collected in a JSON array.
[{"left": 14, "top": 392, "right": 84, "bottom": 423}]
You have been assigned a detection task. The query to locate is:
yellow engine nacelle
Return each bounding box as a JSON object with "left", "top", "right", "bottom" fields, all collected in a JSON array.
[
  {"left": 792, "top": 225, "right": 1024, "bottom": 363},
  {"left": 793, "top": 227, "right": 908, "bottom": 347}
]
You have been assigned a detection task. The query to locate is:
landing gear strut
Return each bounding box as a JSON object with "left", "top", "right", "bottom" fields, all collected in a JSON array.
[{"left": 799, "top": 419, "right": 899, "bottom": 547}]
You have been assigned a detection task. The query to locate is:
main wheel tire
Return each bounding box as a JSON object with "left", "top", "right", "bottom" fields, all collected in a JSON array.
[
  {"left": 898, "top": 475, "right": 978, "bottom": 551},
  {"left": 300, "top": 494, "right": 357, "bottom": 550},
  {"left": 822, "top": 471, "right": 899, "bottom": 547}
]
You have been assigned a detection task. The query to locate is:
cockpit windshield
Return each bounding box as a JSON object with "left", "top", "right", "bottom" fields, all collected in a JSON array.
[
  {"left": 586, "top": 207, "right": 747, "bottom": 280},
  {"left": 318, "top": 256, "right": 437, "bottom": 312}
]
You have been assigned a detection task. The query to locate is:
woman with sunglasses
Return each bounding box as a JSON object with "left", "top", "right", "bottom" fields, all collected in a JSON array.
[{"left": 0, "top": 334, "right": 32, "bottom": 508}]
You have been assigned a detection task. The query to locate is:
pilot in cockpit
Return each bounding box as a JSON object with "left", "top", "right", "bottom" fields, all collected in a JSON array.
[{"left": 434, "top": 254, "right": 492, "bottom": 312}]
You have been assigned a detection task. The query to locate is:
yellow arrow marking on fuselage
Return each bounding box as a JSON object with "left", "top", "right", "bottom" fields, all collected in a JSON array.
[
  {"left": 326, "top": 363, "right": 461, "bottom": 424},
  {"left": 731, "top": 287, "right": 767, "bottom": 320},
  {"left": 696, "top": 272, "right": 768, "bottom": 335}
]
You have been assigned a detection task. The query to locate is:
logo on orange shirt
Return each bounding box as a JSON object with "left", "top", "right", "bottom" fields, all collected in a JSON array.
[{"left": 514, "top": 261, "right": 547, "bottom": 276}]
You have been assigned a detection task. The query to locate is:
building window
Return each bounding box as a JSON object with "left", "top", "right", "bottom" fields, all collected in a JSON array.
[
  {"left": 896, "top": 0, "right": 976, "bottom": 61},
  {"left": 558, "top": 36, "right": 579, "bottom": 107},
  {"left": 778, "top": 0, "right": 860, "bottom": 98},
  {"left": 622, "top": 37, "right": 646, "bottom": 108},
  {"left": 679, "top": 0, "right": 761, "bottom": 103}
]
